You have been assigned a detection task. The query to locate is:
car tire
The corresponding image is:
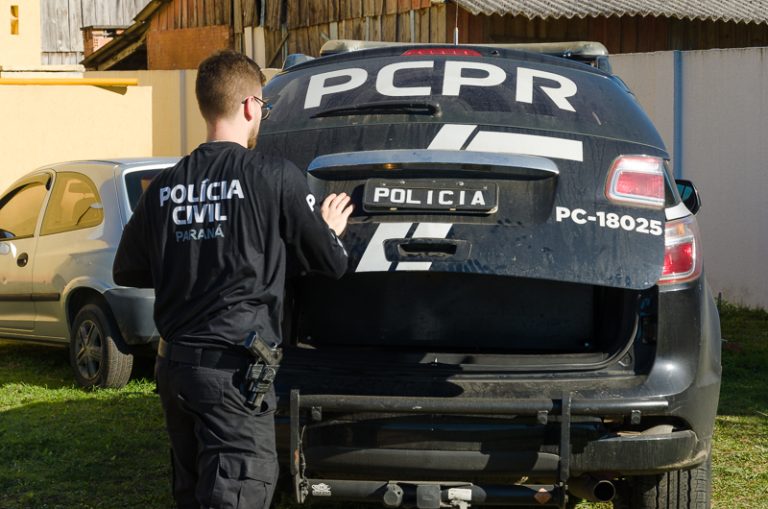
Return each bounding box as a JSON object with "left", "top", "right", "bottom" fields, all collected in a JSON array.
[
  {"left": 613, "top": 457, "right": 711, "bottom": 509},
  {"left": 69, "top": 303, "right": 134, "bottom": 389}
]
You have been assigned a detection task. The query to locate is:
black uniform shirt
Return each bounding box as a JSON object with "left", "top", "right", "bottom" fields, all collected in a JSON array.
[{"left": 113, "top": 141, "right": 348, "bottom": 349}]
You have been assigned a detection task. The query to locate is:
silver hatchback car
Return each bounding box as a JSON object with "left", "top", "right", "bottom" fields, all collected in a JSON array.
[{"left": 0, "top": 158, "right": 178, "bottom": 388}]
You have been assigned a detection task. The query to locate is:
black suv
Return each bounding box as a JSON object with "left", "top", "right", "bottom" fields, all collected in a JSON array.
[{"left": 260, "top": 41, "right": 721, "bottom": 509}]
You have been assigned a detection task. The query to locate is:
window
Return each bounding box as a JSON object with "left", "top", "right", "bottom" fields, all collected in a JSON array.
[
  {"left": 0, "top": 176, "right": 49, "bottom": 239},
  {"left": 124, "top": 169, "right": 161, "bottom": 210},
  {"left": 10, "top": 5, "right": 18, "bottom": 35},
  {"left": 40, "top": 172, "right": 103, "bottom": 235}
]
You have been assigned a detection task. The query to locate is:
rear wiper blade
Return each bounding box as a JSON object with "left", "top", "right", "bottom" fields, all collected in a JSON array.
[{"left": 311, "top": 100, "right": 439, "bottom": 118}]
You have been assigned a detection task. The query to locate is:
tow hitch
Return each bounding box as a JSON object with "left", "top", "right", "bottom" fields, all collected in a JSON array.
[{"left": 300, "top": 479, "right": 567, "bottom": 507}]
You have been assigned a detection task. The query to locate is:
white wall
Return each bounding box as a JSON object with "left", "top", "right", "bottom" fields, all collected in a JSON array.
[
  {"left": 613, "top": 48, "right": 768, "bottom": 309},
  {"left": 1, "top": 68, "right": 281, "bottom": 195},
  {"left": 0, "top": 0, "right": 41, "bottom": 67},
  {"left": 87, "top": 70, "right": 206, "bottom": 157},
  {"left": 0, "top": 84, "right": 152, "bottom": 193}
]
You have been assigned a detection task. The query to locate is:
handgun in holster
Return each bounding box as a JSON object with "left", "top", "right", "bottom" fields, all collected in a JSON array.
[{"left": 241, "top": 332, "right": 283, "bottom": 410}]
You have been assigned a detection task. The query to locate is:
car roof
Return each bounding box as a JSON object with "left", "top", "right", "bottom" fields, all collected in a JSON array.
[
  {"left": 1, "top": 157, "right": 180, "bottom": 199},
  {"left": 47, "top": 157, "right": 181, "bottom": 170},
  {"left": 3, "top": 158, "right": 179, "bottom": 191},
  {"left": 21, "top": 157, "right": 180, "bottom": 177},
  {"left": 281, "top": 40, "right": 613, "bottom": 75}
]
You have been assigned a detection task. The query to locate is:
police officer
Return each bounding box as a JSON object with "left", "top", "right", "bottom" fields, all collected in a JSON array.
[{"left": 113, "top": 50, "right": 352, "bottom": 508}]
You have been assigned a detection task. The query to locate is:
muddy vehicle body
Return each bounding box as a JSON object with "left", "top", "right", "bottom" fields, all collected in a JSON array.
[{"left": 260, "top": 41, "right": 721, "bottom": 508}]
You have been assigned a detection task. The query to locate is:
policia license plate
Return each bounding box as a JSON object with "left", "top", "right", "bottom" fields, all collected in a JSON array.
[{"left": 363, "top": 179, "right": 498, "bottom": 213}]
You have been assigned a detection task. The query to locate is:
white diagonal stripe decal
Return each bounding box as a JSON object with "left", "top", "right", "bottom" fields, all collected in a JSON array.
[
  {"left": 427, "top": 124, "right": 477, "bottom": 150},
  {"left": 412, "top": 222, "right": 454, "bottom": 238},
  {"left": 355, "top": 223, "right": 412, "bottom": 272},
  {"left": 466, "top": 131, "right": 583, "bottom": 162}
]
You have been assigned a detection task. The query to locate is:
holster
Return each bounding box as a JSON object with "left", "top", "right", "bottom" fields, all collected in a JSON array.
[{"left": 241, "top": 332, "right": 283, "bottom": 409}]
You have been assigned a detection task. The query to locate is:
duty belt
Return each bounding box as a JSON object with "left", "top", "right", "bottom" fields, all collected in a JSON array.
[{"left": 157, "top": 338, "right": 249, "bottom": 370}]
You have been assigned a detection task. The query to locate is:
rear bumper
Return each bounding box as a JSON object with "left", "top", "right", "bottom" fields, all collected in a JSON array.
[
  {"left": 103, "top": 287, "right": 159, "bottom": 346},
  {"left": 302, "top": 429, "right": 699, "bottom": 478},
  {"left": 283, "top": 390, "right": 707, "bottom": 508},
  {"left": 285, "top": 392, "right": 704, "bottom": 480}
]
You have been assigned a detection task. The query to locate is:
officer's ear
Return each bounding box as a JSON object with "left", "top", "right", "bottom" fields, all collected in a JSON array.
[{"left": 242, "top": 96, "right": 260, "bottom": 122}]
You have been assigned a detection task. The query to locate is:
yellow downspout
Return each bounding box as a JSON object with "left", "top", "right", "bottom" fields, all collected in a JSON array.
[{"left": 0, "top": 78, "right": 138, "bottom": 86}]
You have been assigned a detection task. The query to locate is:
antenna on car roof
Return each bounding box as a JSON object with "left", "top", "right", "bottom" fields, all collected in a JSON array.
[{"left": 453, "top": 1, "right": 459, "bottom": 45}]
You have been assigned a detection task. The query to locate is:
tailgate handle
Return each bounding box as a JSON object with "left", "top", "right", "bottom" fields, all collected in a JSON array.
[{"left": 384, "top": 238, "right": 470, "bottom": 262}]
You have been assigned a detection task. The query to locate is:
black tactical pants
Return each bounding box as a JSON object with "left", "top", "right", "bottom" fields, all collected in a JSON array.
[{"left": 155, "top": 351, "right": 278, "bottom": 509}]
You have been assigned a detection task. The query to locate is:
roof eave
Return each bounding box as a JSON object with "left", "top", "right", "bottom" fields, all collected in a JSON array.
[{"left": 80, "top": 0, "right": 170, "bottom": 70}]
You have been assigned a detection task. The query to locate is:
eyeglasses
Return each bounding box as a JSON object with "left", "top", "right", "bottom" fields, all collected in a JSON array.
[{"left": 241, "top": 95, "right": 271, "bottom": 120}]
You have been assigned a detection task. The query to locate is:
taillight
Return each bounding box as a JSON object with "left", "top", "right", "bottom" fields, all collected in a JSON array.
[
  {"left": 659, "top": 215, "right": 702, "bottom": 285},
  {"left": 605, "top": 155, "right": 665, "bottom": 208},
  {"left": 402, "top": 48, "right": 481, "bottom": 57}
]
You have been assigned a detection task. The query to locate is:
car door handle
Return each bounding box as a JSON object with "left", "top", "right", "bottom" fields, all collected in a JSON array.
[{"left": 17, "top": 252, "right": 29, "bottom": 267}]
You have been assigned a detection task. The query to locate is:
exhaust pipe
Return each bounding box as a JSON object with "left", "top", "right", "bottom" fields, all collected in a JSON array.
[{"left": 568, "top": 475, "right": 616, "bottom": 503}]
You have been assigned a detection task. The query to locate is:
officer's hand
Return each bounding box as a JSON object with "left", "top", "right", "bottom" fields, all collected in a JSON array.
[{"left": 321, "top": 193, "right": 354, "bottom": 236}]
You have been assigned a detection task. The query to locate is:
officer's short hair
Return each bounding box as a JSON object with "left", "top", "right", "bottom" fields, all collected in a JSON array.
[{"left": 196, "top": 49, "right": 266, "bottom": 123}]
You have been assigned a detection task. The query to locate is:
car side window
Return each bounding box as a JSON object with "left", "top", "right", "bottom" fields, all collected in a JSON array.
[
  {"left": 0, "top": 177, "right": 49, "bottom": 239},
  {"left": 40, "top": 172, "right": 104, "bottom": 236}
]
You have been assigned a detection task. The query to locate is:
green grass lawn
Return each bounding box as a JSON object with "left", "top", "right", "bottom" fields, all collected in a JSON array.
[
  {"left": 1, "top": 304, "right": 766, "bottom": 508},
  {"left": 710, "top": 304, "right": 768, "bottom": 508},
  {"left": 0, "top": 347, "right": 171, "bottom": 508}
]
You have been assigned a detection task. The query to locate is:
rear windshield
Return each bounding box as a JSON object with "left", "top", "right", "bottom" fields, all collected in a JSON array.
[
  {"left": 124, "top": 169, "right": 160, "bottom": 211},
  {"left": 263, "top": 52, "right": 662, "bottom": 146}
]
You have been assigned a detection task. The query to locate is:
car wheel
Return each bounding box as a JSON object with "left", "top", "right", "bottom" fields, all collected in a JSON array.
[
  {"left": 69, "top": 303, "right": 133, "bottom": 389},
  {"left": 613, "top": 457, "right": 711, "bottom": 509}
]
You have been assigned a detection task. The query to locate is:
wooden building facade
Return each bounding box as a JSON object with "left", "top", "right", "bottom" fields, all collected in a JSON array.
[
  {"left": 261, "top": 1, "right": 768, "bottom": 59},
  {"left": 41, "top": 0, "right": 149, "bottom": 65},
  {"left": 473, "top": 14, "right": 768, "bottom": 54},
  {"left": 141, "top": 0, "right": 448, "bottom": 69},
  {"left": 83, "top": 0, "right": 768, "bottom": 70}
]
